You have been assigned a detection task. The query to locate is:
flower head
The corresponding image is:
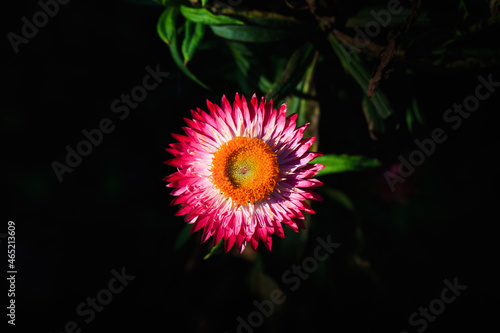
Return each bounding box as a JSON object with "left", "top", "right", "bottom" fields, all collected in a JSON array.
[{"left": 164, "top": 93, "right": 324, "bottom": 253}]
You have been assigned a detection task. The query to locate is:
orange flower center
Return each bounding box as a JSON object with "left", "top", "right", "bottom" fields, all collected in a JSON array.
[{"left": 210, "top": 137, "right": 280, "bottom": 205}]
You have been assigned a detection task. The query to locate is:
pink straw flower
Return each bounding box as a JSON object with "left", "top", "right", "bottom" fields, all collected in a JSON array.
[{"left": 164, "top": 93, "right": 324, "bottom": 253}]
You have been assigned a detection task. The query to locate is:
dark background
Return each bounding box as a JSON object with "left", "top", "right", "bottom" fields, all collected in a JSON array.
[{"left": 2, "top": 0, "right": 499, "bottom": 332}]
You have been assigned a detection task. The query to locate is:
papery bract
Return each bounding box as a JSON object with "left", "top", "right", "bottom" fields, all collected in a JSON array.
[{"left": 164, "top": 93, "right": 324, "bottom": 253}]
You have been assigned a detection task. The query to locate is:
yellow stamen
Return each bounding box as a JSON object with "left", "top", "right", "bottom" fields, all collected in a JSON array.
[{"left": 210, "top": 137, "right": 279, "bottom": 205}]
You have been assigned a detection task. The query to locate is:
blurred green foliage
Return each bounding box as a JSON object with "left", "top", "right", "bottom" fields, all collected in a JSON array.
[{"left": 159, "top": 0, "right": 499, "bottom": 258}]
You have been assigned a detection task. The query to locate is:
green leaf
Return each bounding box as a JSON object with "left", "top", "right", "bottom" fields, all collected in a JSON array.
[
  {"left": 210, "top": 25, "right": 288, "bottom": 42},
  {"left": 180, "top": 5, "right": 245, "bottom": 25},
  {"left": 157, "top": 8, "right": 210, "bottom": 89},
  {"left": 157, "top": 6, "right": 178, "bottom": 45},
  {"left": 313, "top": 154, "right": 380, "bottom": 176},
  {"left": 204, "top": 239, "right": 224, "bottom": 259},
  {"left": 265, "top": 42, "right": 315, "bottom": 103},
  {"left": 201, "top": 0, "right": 209, "bottom": 6},
  {"left": 182, "top": 21, "right": 205, "bottom": 64},
  {"left": 328, "top": 33, "right": 394, "bottom": 119}
]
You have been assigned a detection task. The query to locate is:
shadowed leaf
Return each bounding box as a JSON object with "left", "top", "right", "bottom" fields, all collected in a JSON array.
[
  {"left": 405, "top": 97, "right": 426, "bottom": 134},
  {"left": 286, "top": 50, "right": 320, "bottom": 150},
  {"left": 210, "top": 25, "right": 289, "bottom": 42},
  {"left": 321, "top": 186, "right": 354, "bottom": 211},
  {"left": 174, "top": 224, "right": 192, "bottom": 250},
  {"left": 345, "top": 7, "right": 429, "bottom": 28},
  {"left": 328, "top": 32, "right": 394, "bottom": 119},
  {"left": 361, "top": 95, "right": 385, "bottom": 140},
  {"left": 266, "top": 42, "right": 315, "bottom": 104},
  {"left": 218, "top": 8, "right": 304, "bottom": 27},
  {"left": 226, "top": 41, "right": 252, "bottom": 76}
]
